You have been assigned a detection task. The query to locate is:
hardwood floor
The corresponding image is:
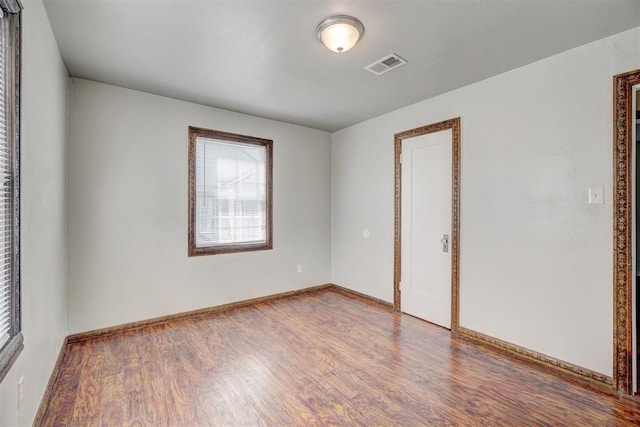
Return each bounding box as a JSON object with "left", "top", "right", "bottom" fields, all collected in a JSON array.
[{"left": 40, "top": 288, "right": 640, "bottom": 426}]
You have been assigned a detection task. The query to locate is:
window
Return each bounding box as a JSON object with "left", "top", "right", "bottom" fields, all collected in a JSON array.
[
  {"left": 188, "top": 127, "right": 273, "bottom": 256},
  {"left": 0, "top": 0, "right": 21, "bottom": 383}
]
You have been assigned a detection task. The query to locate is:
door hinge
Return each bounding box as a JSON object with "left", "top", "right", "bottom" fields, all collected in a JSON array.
[{"left": 398, "top": 281, "right": 402, "bottom": 291}]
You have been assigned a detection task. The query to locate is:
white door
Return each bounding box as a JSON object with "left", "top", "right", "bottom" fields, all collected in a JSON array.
[{"left": 401, "top": 129, "right": 452, "bottom": 328}]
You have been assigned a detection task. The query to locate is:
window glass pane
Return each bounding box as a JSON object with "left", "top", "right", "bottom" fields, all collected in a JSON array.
[
  {"left": 195, "top": 138, "right": 267, "bottom": 247},
  {"left": 0, "top": 2, "right": 22, "bottom": 384}
]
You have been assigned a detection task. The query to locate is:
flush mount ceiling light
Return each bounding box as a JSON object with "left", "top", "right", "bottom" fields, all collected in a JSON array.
[{"left": 315, "top": 15, "right": 364, "bottom": 53}]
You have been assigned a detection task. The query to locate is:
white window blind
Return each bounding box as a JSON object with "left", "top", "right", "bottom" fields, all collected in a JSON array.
[
  {"left": 0, "top": 0, "right": 21, "bottom": 382},
  {"left": 195, "top": 137, "right": 267, "bottom": 247},
  {"left": 0, "top": 9, "right": 12, "bottom": 350}
]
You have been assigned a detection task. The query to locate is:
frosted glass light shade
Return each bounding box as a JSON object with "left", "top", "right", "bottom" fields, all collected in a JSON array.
[{"left": 316, "top": 15, "right": 364, "bottom": 53}]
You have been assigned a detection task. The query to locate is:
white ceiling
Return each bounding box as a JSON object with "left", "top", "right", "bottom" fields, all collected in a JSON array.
[{"left": 43, "top": 0, "right": 640, "bottom": 132}]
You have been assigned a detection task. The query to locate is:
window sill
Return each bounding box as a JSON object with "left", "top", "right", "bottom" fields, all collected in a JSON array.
[
  {"left": 188, "top": 241, "right": 273, "bottom": 257},
  {"left": 0, "top": 332, "right": 23, "bottom": 383}
]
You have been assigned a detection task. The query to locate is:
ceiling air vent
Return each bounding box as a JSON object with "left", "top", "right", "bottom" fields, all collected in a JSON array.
[{"left": 364, "top": 53, "right": 407, "bottom": 75}]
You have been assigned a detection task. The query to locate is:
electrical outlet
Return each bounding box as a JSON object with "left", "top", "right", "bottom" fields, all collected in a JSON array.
[{"left": 17, "top": 376, "right": 24, "bottom": 409}]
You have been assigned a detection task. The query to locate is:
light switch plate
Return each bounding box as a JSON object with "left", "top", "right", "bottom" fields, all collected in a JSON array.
[{"left": 588, "top": 187, "right": 604, "bottom": 205}]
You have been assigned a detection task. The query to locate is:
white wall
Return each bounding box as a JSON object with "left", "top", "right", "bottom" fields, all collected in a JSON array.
[
  {"left": 0, "top": 0, "right": 69, "bottom": 425},
  {"left": 332, "top": 27, "right": 640, "bottom": 376},
  {"left": 68, "top": 79, "right": 331, "bottom": 333}
]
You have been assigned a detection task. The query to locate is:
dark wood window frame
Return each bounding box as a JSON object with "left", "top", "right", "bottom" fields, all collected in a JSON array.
[
  {"left": 0, "top": 0, "right": 22, "bottom": 384},
  {"left": 188, "top": 126, "right": 273, "bottom": 256}
]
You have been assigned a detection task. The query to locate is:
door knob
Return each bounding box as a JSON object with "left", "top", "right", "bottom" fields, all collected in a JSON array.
[{"left": 440, "top": 234, "right": 449, "bottom": 253}]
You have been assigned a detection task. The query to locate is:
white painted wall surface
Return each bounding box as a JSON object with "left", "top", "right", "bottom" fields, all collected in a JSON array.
[
  {"left": 68, "top": 79, "right": 331, "bottom": 333},
  {"left": 0, "top": 0, "right": 69, "bottom": 425},
  {"left": 332, "top": 27, "right": 640, "bottom": 376}
]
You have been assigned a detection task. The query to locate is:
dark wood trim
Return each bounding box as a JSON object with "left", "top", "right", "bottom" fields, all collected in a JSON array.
[
  {"left": 187, "top": 126, "right": 273, "bottom": 257},
  {"left": 393, "top": 135, "right": 402, "bottom": 311},
  {"left": 68, "top": 284, "right": 334, "bottom": 343},
  {"left": 458, "top": 327, "right": 613, "bottom": 386},
  {"left": 67, "top": 284, "right": 394, "bottom": 344},
  {"left": 331, "top": 284, "right": 393, "bottom": 309},
  {"left": 393, "top": 117, "right": 461, "bottom": 333},
  {"left": 33, "top": 336, "right": 68, "bottom": 426},
  {"left": 613, "top": 68, "right": 640, "bottom": 394}
]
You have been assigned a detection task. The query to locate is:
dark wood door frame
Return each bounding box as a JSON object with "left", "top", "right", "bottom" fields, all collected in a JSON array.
[
  {"left": 613, "top": 68, "right": 640, "bottom": 395},
  {"left": 393, "top": 117, "right": 461, "bottom": 332}
]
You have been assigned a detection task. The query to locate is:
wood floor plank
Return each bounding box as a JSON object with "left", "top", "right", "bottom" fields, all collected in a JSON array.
[
  {"left": 39, "top": 289, "right": 640, "bottom": 426},
  {"left": 41, "top": 341, "right": 95, "bottom": 427},
  {"left": 94, "top": 334, "right": 126, "bottom": 426},
  {"left": 70, "top": 338, "right": 104, "bottom": 425}
]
